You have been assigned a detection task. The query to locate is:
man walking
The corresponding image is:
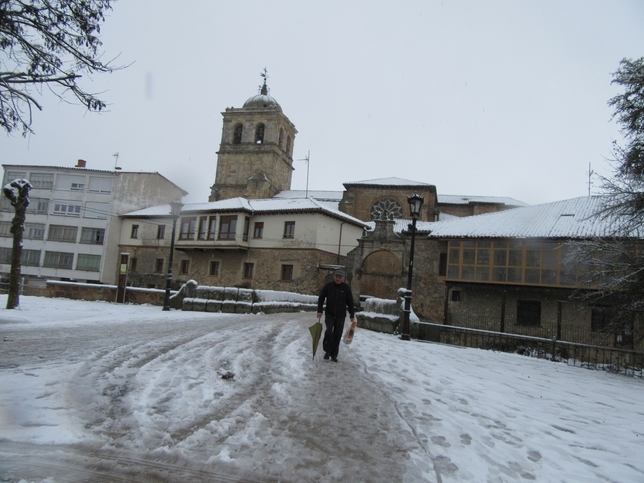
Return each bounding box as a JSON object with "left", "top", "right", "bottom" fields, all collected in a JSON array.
[{"left": 317, "top": 269, "right": 356, "bottom": 362}]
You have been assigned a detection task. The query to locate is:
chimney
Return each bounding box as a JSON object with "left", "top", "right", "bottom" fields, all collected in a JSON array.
[{"left": 76, "top": 159, "right": 87, "bottom": 168}]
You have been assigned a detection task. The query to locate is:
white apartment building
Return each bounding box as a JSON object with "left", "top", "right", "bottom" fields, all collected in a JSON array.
[{"left": 0, "top": 162, "right": 187, "bottom": 288}]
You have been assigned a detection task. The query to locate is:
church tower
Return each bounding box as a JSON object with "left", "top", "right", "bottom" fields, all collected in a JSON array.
[{"left": 209, "top": 72, "right": 297, "bottom": 201}]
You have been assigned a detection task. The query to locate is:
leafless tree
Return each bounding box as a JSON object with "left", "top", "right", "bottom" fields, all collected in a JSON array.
[{"left": 0, "top": 0, "right": 118, "bottom": 136}]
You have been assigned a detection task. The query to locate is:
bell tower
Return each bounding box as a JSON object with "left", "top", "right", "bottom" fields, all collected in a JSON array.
[{"left": 210, "top": 71, "right": 298, "bottom": 201}]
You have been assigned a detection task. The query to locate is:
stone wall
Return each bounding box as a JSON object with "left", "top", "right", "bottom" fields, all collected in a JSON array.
[
  {"left": 173, "top": 280, "right": 318, "bottom": 314},
  {"left": 45, "top": 280, "right": 166, "bottom": 305},
  {"left": 356, "top": 289, "right": 421, "bottom": 335}
]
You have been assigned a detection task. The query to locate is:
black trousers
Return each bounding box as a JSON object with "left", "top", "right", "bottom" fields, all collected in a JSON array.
[{"left": 322, "top": 314, "right": 346, "bottom": 358}]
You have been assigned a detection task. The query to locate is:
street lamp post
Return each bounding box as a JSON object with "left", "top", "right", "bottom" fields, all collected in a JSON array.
[
  {"left": 163, "top": 200, "right": 183, "bottom": 311},
  {"left": 400, "top": 193, "right": 424, "bottom": 341}
]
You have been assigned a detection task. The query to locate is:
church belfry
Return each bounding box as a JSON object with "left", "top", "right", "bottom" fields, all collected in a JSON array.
[{"left": 210, "top": 72, "right": 298, "bottom": 201}]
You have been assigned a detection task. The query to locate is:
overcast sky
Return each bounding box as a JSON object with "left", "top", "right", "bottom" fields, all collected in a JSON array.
[{"left": 4, "top": 0, "right": 644, "bottom": 205}]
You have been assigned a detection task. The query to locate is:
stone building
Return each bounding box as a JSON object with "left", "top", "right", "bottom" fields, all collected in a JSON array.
[
  {"left": 347, "top": 196, "right": 642, "bottom": 349},
  {"left": 119, "top": 197, "right": 365, "bottom": 294},
  {"left": 209, "top": 78, "right": 297, "bottom": 201}
]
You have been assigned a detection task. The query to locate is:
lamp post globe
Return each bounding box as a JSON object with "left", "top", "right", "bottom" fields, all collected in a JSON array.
[{"left": 162, "top": 200, "right": 183, "bottom": 311}]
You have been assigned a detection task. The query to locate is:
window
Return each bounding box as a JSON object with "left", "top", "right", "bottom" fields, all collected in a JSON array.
[
  {"left": 243, "top": 217, "right": 250, "bottom": 241},
  {"left": 286, "top": 135, "right": 292, "bottom": 156},
  {"left": 281, "top": 264, "right": 293, "bottom": 281},
  {"left": 47, "top": 225, "right": 78, "bottom": 243},
  {"left": 255, "top": 123, "right": 265, "bottom": 144},
  {"left": 279, "top": 128, "right": 284, "bottom": 149},
  {"left": 205, "top": 216, "right": 216, "bottom": 240},
  {"left": 439, "top": 253, "right": 447, "bottom": 277},
  {"left": 0, "top": 247, "right": 40, "bottom": 265},
  {"left": 219, "top": 215, "right": 237, "bottom": 240},
  {"left": 43, "top": 251, "right": 74, "bottom": 269},
  {"left": 88, "top": 176, "right": 113, "bottom": 193},
  {"left": 29, "top": 173, "right": 54, "bottom": 190},
  {"left": 370, "top": 198, "right": 404, "bottom": 220},
  {"left": 53, "top": 201, "right": 81, "bottom": 217},
  {"left": 243, "top": 263, "right": 254, "bottom": 279},
  {"left": 25, "top": 223, "right": 45, "bottom": 240},
  {"left": 198, "top": 216, "right": 208, "bottom": 240},
  {"left": 446, "top": 240, "right": 574, "bottom": 288},
  {"left": 283, "top": 221, "right": 295, "bottom": 239},
  {"left": 80, "top": 227, "right": 105, "bottom": 245},
  {"left": 233, "top": 123, "right": 243, "bottom": 144},
  {"left": 451, "top": 290, "right": 461, "bottom": 302},
  {"left": 517, "top": 301, "right": 541, "bottom": 326},
  {"left": 0, "top": 196, "right": 11, "bottom": 212},
  {"left": 27, "top": 198, "right": 49, "bottom": 214},
  {"left": 55, "top": 174, "right": 86, "bottom": 191},
  {"left": 84, "top": 202, "right": 109, "bottom": 219},
  {"left": 5, "top": 171, "right": 26, "bottom": 183},
  {"left": 179, "top": 217, "right": 197, "bottom": 240},
  {"left": 253, "top": 222, "right": 264, "bottom": 239},
  {"left": 76, "top": 254, "right": 101, "bottom": 272},
  {"left": 210, "top": 261, "right": 220, "bottom": 276},
  {"left": 155, "top": 258, "right": 164, "bottom": 273},
  {"left": 591, "top": 306, "right": 613, "bottom": 332},
  {"left": 0, "top": 222, "right": 10, "bottom": 237},
  {"left": 22, "top": 249, "right": 40, "bottom": 266},
  {"left": 130, "top": 225, "right": 139, "bottom": 239},
  {"left": 157, "top": 224, "right": 166, "bottom": 239},
  {"left": 130, "top": 257, "right": 137, "bottom": 271},
  {"left": 180, "top": 259, "right": 190, "bottom": 274}
]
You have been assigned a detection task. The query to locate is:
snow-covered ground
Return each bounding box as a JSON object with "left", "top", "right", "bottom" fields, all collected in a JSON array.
[{"left": 0, "top": 295, "right": 642, "bottom": 483}]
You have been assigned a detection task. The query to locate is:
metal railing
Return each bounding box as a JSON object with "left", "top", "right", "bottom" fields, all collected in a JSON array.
[
  {"left": 415, "top": 322, "right": 643, "bottom": 378},
  {"left": 447, "top": 313, "right": 631, "bottom": 348}
]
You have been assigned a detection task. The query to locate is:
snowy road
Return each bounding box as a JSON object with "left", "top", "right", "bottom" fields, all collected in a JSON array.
[{"left": 1, "top": 296, "right": 643, "bottom": 482}]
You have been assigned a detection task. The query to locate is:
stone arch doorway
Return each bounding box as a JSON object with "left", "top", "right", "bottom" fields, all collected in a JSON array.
[{"left": 359, "top": 250, "right": 402, "bottom": 299}]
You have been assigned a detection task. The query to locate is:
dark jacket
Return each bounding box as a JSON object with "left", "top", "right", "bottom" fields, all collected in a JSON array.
[{"left": 318, "top": 281, "right": 355, "bottom": 319}]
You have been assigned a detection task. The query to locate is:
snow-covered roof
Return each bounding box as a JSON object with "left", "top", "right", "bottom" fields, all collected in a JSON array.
[
  {"left": 123, "top": 197, "right": 367, "bottom": 227},
  {"left": 438, "top": 194, "right": 528, "bottom": 207},
  {"left": 343, "top": 177, "right": 432, "bottom": 187},
  {"left": 364, "top": 219, "right": 436, "bottom": 234},
  {"left": 273, "top": 190, "right": 343, "bottom": 210},
  {"left": 426, "top": 196, "right": 634, "bottom": 239},
  {"left": 273, "top": 190, "right": 343, "bottom": 201}
]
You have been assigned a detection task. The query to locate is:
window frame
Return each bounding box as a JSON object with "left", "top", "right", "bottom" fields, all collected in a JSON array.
[
  {"left": 210, "top": 260, "right": 220, "bottom": 276},
  {"left": 253, "top": 222, "right": 264, "bottom": 239},
  {"left": 283, "top": 221, "right": 295, "bottom": 239},
  {"left": 219, "top": 215, "right": 238, "bottom": 240},
  {"left": 180, "top": 259, "right": 190, "bottom": 274},
  {"left": 243, "top": 262, "right": 254, "bottom": 279},
  {"left": 130, "top": 225, "right": 139, "bottom": 239},
  {"left": 47, "top": 224, "right": 78, "bottom": 243},
  {"left": 80, "top": 227, "right": 105, "bottom": 245},
  {"left": 76, "top": 254, "right": 101, "bottom": 272},
  {"left": 43, "top": 251, "right": 74, "bottom": 269},
  {"left": 179, "top": 217, "right": 197, "bottom": 240},
  {"left": 281, "top": 264, "right": 294, "bottom": 281},
  {"left": 52, "top": 201, "right": 82, "bottom": 217}
]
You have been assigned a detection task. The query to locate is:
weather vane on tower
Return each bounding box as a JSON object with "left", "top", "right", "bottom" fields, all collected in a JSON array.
[{"left": 260, "top": 68, "right": 269, "bottom": 95}]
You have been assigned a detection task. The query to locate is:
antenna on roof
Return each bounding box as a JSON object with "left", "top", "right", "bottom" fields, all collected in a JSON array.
[
  {"left": 588, "top": 162, "right": 594, "bottom": 196},
  {"left": 297, "top": 150, "right": 311, "bottom": 199},
  {"left": 113, "top": 152, "right": 121, "bottom": 171}
]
